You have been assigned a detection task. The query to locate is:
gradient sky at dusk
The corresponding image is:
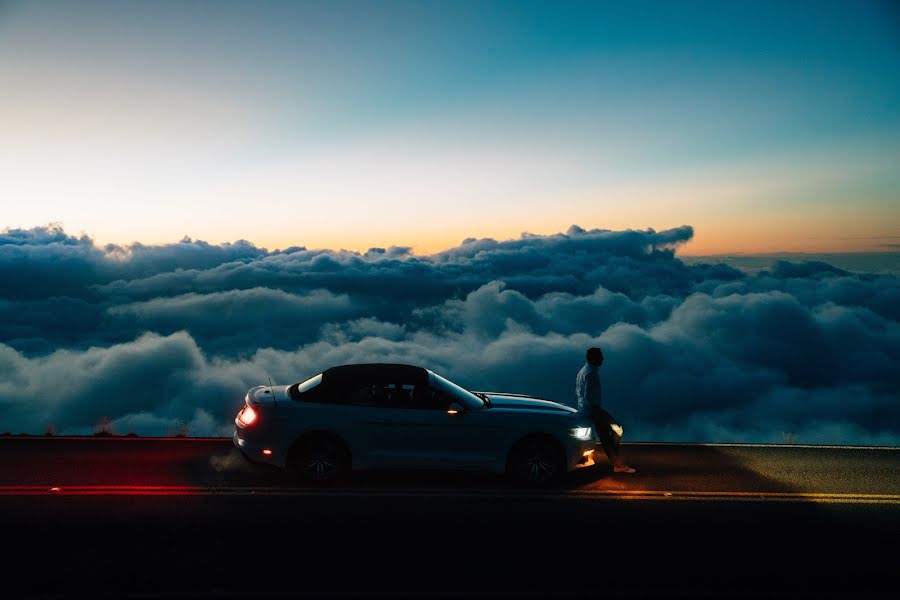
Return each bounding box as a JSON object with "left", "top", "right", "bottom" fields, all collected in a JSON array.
[{"left": 1, "top": 0, "right": 898, "bottom": 254}]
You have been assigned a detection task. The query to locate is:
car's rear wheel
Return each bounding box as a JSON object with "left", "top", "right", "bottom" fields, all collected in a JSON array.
[
  {"left": 288, "top": 434, "right": 350, "bottom": 482},
  {"left": 507, "top": 436, "right": 565, "bottom": 485}
]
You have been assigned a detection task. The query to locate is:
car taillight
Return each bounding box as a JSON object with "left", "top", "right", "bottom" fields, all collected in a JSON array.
[{"left": 238, "top": 405, "right": 258, "bottom": 426}]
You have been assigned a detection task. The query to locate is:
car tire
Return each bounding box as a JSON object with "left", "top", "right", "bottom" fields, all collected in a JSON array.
[
  {"left": 288, "top": 434, "right": 350, "bottom": 482},
  {"left": 507, "top": 436, "right": 565, "bottom": 485}
]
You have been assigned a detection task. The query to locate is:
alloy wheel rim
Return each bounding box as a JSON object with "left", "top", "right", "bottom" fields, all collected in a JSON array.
[
  {"left": 303, "top": 451, "right": 339, "bottom": 480},
  {"left": 524, "top": 453, "right": 553, "bottom": 481}
]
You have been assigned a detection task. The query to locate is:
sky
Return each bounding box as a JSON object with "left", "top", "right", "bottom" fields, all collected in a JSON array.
[
  {"left": 1, "top": 0, "right": 899, "bottom": 255},
  {"left": 3, "top": 2, "right": 897, "bottom": 444}
]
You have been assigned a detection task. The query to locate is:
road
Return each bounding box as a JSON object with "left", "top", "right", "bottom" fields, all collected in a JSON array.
[{"left": 1, "top": 437, "right": 898, "bottom": 598}]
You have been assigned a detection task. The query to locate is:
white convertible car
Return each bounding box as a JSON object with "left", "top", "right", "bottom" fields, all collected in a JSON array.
[{"left": 233, "top": 363, "right": 596, "bottom": 484}]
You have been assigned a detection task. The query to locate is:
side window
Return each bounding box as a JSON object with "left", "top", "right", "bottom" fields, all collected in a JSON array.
[
  {"left": 379, "top": 383, "right": 416, "bottom": 409},
  {"left": 334, "top": 381, "right": 451, "bottom": 410},
  {"left": 418, "top": 387, "right": 452, "bottom": 411},
  {"left": 337, "top": 383, "right": 380, "bottom": 407},
  {"left": 375, "top": 383, "right": 451, "bottom": 410}
]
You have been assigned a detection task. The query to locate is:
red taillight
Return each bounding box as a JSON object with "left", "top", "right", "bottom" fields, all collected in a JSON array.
[{"left": 238, "top": 405, "right": 258, "bottom": 426}]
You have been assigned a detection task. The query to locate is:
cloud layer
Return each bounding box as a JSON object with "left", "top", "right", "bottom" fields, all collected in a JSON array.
[{"left": 1, "top": 224, "right": 897, "bottom": 444}]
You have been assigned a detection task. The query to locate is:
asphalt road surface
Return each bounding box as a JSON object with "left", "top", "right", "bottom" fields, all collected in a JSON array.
[{"left": 2, "top": 437, "right": 898, "bottom": 598}]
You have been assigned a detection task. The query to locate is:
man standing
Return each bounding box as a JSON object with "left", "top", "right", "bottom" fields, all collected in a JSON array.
[{"left": 575, "top": 347, "right": 636, "bottom": 474}]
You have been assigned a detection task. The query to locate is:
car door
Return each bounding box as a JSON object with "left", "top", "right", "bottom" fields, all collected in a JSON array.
[
  {"left": 370, "top": 383, "right": 502, "bottom": 469},
  {"left": 417, "top": 387, "right": 506, "bottom": 468},
  {"left": 326, "top": 379, "right": 404, "bottom": 468},
  {"left": 360, "top": 382, "right": 437, "bottom": 467}
]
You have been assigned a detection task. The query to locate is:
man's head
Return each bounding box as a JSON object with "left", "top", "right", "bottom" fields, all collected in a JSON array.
[{"left": 586, "top": 347, "right": 604, "bottom": 367}]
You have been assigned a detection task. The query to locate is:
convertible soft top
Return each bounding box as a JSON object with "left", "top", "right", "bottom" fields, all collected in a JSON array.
[{"left": 321, "top": 363, "right": 429, "bottom": 387}]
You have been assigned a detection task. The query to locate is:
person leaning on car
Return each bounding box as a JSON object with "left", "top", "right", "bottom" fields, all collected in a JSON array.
[{"left": 575, "top": 347, "right": 636, "bottom": 474}]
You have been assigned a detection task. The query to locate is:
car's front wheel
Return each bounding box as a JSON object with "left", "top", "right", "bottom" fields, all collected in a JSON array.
[
  {"left": 287, "top": 434, "right": 350, "bottom": 482},
  {"left": 507, "top": 436, "right": 565, "bottom": 485}
]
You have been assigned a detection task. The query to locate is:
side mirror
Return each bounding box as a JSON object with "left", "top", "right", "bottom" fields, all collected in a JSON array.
[{"left": 447, "top": 402, "right": 465, "bottom": 415}]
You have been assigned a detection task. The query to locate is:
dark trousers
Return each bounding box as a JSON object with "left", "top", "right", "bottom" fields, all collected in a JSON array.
[{"left": 590, "top": 407, "right": 622, "bottom": 467}]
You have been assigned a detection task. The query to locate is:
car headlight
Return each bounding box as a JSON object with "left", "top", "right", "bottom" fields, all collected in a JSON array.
[{"left": 571, "top": 427, "right": 593, "bottom": 440}]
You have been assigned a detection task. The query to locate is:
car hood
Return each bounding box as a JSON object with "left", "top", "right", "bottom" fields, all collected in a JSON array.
[
  {"left": 247, "top": 384, "right": 291, "bottom": 406},
  {"left": 477, "top": 392, "right": 576, "bottom": 414}
]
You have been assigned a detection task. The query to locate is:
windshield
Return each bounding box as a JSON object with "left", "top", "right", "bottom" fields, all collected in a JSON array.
[{"left": 430, "top": 372, "right": 484, "bottom": 408}]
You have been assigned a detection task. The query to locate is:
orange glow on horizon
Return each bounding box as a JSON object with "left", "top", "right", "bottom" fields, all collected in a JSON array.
[{"left": 76, "top": 217, "right": 900, "bottom": 259}]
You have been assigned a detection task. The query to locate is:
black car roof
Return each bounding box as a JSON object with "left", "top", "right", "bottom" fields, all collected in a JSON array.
[{"left": 321, "top": 363, "right": 429, "bottom": 386}]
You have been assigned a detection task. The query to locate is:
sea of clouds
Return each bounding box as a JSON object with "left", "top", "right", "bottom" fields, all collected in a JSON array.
[{"left": 1, "top": 224, "right": 897, "bottom": 444}]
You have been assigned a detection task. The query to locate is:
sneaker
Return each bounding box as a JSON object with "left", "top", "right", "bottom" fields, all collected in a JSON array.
[{"left": 613, "top": 465, "right": 637, "bottom": 474}]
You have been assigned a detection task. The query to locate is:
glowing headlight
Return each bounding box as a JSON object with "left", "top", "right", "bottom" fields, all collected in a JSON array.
[{"left": 571, "top": 427, "right": 593, "bottom": 440}]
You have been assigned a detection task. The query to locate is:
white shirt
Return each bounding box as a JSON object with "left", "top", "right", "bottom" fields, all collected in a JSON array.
[{"left": 574, "top": 362, "right": 601, "bottom": 415}]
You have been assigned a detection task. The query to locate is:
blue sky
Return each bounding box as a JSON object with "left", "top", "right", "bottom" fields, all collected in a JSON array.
[{"left": 1, "top": 0, "right": 898, "bottom": 253}]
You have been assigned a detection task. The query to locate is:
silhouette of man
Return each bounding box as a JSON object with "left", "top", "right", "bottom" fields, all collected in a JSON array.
[{"left": 575, "top": 347, "right": 636, "bottom": 474}]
